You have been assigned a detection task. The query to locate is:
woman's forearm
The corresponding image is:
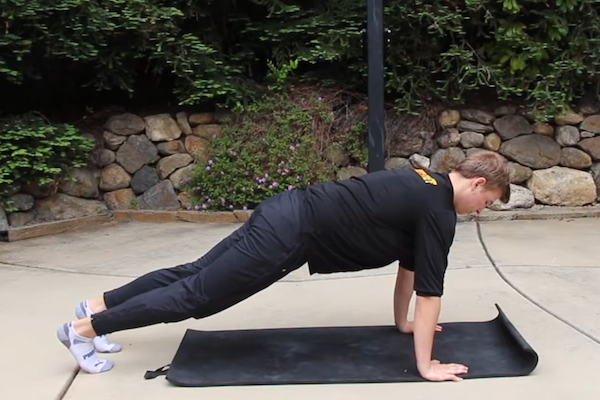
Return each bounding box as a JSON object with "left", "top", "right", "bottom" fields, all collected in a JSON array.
[{"left": 393, "top": 266, "right": 414, "bottom": 328}]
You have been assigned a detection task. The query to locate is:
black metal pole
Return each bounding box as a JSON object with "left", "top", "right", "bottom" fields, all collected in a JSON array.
[{"left": 367, "top": 0, "right": 385, "bottom": 172}]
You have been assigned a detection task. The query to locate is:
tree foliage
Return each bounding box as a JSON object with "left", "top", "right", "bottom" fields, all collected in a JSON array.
[{"left": 1, "top": 0, "right": 600, "bottom": 118}]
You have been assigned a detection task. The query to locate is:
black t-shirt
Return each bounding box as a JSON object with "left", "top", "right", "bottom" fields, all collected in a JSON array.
[{"left": 300, "top": 168, "right": 457, "bottom": 297}]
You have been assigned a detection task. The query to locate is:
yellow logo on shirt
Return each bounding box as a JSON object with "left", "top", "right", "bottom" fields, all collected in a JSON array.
[{"left": 415, "top": 169, "right": 438, "bottom": 185}]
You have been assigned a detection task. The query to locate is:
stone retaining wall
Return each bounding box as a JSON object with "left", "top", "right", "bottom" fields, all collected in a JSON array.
[
  {"left": 2, "top": 104, "right": 600, "bottom": 229},
  {"left": 405, "top": 106, "right": 600, "bottom": 211},
  {"left": 3, "top": 111, "right": 220, "bottom": 228}
]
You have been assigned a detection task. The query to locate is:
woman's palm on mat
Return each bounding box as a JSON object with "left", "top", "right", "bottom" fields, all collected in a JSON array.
[
  {"left": 421, "top": 360, "right": 469, "bottom": 382},
  {"left": 398, "top": 321, "right": 442, "bottom": 334}
]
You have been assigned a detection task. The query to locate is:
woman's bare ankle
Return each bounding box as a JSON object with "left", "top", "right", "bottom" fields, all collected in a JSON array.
[
  {"left": 88, "top": 297, "right": 107, "bottom": 313},
  {"left": 73, "top": 318, "right": 97, "bottom": 338}
]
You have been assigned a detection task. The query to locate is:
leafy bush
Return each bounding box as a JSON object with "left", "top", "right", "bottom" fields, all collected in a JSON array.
[
  {"left": 185, "top": 88, "right": 368, "bottom": 211},
  {"left": 3, "top": 0, "right": 600, "bottom": 119},
  {"left": 0, "top": 113, "right": 94, "bottom": 208},
  {"left": 0, "top": 0, "right": 251, "bottom": 108},
  {"left": 250, "top": 0, "right": 600, "bottom": 119}
]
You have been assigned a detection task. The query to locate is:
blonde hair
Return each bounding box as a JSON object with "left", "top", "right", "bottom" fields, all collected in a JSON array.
[{"left": 452, "top": 150, "right": 511, "bottom": 203}]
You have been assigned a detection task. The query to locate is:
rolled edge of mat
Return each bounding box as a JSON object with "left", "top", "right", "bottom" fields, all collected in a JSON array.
[{"left": 493, "top": 303, "right": 539, "bottom": 374}]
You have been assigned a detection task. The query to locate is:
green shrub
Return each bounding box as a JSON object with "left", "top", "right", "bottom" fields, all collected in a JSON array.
[
  {"left": 0, "top": 113, "right": 94, "bottom": 209},
  {"left": 3, "top": 0, "right": 600, "bottom": 119},
  {"left": 185, "top": 88, "right": 367, "bottom": 211}
]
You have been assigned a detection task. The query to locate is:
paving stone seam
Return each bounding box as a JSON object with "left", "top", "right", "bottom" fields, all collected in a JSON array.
[
  {"left": 55, "top": 368, "right": 79, "bottom": 400},
  {"left": 0, "top": 261, "right": 135, "bottom": 279},
  {"left": 475, "top": 221, "right": 600, "bottom": 346}
]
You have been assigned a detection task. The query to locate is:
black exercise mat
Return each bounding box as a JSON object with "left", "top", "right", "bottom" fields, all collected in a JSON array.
[{"left": 145, "top": 304, "right": 538, "bottom": 386}]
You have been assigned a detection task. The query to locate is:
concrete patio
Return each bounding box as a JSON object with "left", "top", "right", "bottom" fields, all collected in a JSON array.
[{"left": 1, "top": 217, "right": 599, "bottom": 399}]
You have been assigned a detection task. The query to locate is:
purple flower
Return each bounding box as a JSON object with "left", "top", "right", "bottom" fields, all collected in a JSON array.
[
  {"left": 289, "top": 145, "right": 295, "bottom": 151},
  {"left": 208, "top": 160, "right": 213, "bottom": 164},
  {"left": 284, "top": 168, "right": 290, "bottom": 173},
  {"left": 206, "top": 166, "right": 211, "bottom": 170},
  {"left": 288, "top": 185, "right": 294, "bottom": 190},
  {"left": 318, "top": 96, "right": 323, "bottom": 101},
  {"left": 195, "top": 205, "right": 200, "bottom": 210},
  {"left": 186, "top": 205, "right": 191, "bottom": 210},
  {"left": 265, "top": 173, "right": 269, "bottom": 178},
  {"left": 229, "top": 205, "right": 234, "bottom": 209},
  {"left": 272, "top": 182, "right": 278, "bottom": 187},
  {"left": 202, "top": 204, "right": 207, "bottom": 209},
  {"left": 243, "top": 206, "right": 248, "bottom": 211}
]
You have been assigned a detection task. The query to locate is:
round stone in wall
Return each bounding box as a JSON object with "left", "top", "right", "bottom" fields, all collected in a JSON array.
[
  {"left": 157, "top": 154, "right": 193, "bottom": 180},
  {"left": 429, "top": 147, "right": 465, "bottom": 173},
  {"left": 580, "top": 115, "right": 600, "bottom": 133},
  {"left": 488, "top": 184, "right": 534, "bottom": 211},
  {"left": 185, "top": 136, "right": 211, "bottom": 164},
  {"left": 131, "top": 166, "right": 160, "bottom": 195},
  {"left": 483, "top": 133, "right": 502, "bottom": 151},
  {"left": 137, "top": 180, "right": 180, "bottom": 210},
  {"left": 560, "top": 147, "right": 592, "bottom": 169},
  {"left": 460, "top": 131, "right": 484, "bottom": 148},
  {"left": 7, "top": 211, "right": 36, "bottom": 227},
  {"left": 104, "top": 113, "right": 145, "bottom": 136},
  {"left": 58, "top": 167, "right": 100, "bottom": 199},
  {"left": 385, "top": 157, "right": 411, "bottom": 170},
  {"left": 176, "top": 112, "right": 193, "bottom": 135},
  {"left": 95, "top": 149, "right": 116, "bottom": 168},
  {"left": 170, "top": 164, "right": 196, "bottom": 190},
  {"left": 116, "top": 135, "right": 160, "bottom": 174},
  {"left": 457, "top": 120, "right": 494, "bottom": 133},
  {"left": 500, "top": 135, "right": 561, "bottom": 169},
  {"left": 581, "top": 131, "right": 595, "bottom": 138},
  {"left": 144, "top": 114, "right": 182, "bottom": 142},
  {"left": 554, "top": 110, "right": 584, "bottom": 126},
  {"left": 104, "top": 189, "right": 137, "bottom": 210},
  {"left": 437, "top": 128, "right": 460, "bottom": 148},
  {"left": 192, "top": 124, "right": 222, "bottom": 139},
  {"left": 189, "top": 113, "right": 214, "bottom": 126},
  {"left": 508, "top": 162, "right": 533, "bottom": 184},
  {"left": 493, "top": 115, "right": 533, "bottom": 140},
  {"left": 157, "top": 140, "right": 187, "bottom": 156},
  {"left": 555, "top": 125, "right": 580, "bottom": 147},
  {"left": 103, "top": 130, "right": 127, "bottom": 150},
  {"left": 590, "top": 163, "right": 600, "bottom": 201},
  {"left": 533, "top": 122, "right": 554, "bottom": 137},
  {"left": 409, "top": 154, "right": 430, "bottom": 169},
  {"left": 7, "top": 193, "right": 34, "bottom": 211},
  {"left": 438, "top": 110, "right": 460, "bottom": 128},
  {"left": 577, "top": 136, "right": 600, "bottom": 160},
  {"left": 527, "top": 166, "right": 596, "bottom": 206},
  {"left": 459, "top": 109, "right": 495, "bottom": 125},
  {"left": 100, "top": 164, "right": 131, "bottom": 192}
]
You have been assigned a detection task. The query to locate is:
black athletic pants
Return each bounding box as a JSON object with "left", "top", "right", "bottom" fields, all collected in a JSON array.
[{"left": 91, "top": 190, "right": 308, "bottom": 336}]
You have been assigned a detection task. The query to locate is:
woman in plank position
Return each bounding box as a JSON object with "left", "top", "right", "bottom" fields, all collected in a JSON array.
[{"left": 57, "top": 150, "right": 510, "bottom": 382}]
